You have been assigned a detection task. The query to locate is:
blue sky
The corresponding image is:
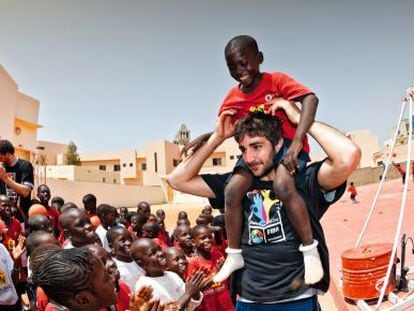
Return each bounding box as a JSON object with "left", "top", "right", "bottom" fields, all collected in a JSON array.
[{"left": 1, "top": 0, "right": 413, "bottom": 153}]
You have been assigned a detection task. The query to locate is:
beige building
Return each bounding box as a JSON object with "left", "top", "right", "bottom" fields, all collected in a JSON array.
[
  {"left": 373, "top": 118, "right": 414, "bottom": 166},
  {"left": 0, "top": 65, "right": 42, "bottom": 161},
  {"left": 346, "top": 129, "right": 381, "bottom": 168}
]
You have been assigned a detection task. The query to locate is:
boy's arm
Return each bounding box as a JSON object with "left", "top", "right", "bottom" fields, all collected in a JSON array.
[
  {"left": 270, "top": 99, "right": 360, "bottom": 190},
  {"left": 285, "top": 93, "right": 318, "bottom": 174},
  {"left": 166, "top": 110, "right": 236, "bottom": 198},
  {"left": 181, "top": 132, "right": 213, "bottom": 158}
]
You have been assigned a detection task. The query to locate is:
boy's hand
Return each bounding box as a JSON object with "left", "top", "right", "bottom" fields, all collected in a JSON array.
[
  {"left": 185, "top": 267, "right": 206, "bottom": 299},
  {"left": 12, "top": 235, "right": 26, "bottom": 261},
  {"left": 266, "top": 98, "right": 300, "bottom": 125},
  {"left": 283, "top": 139, "right": 303, "bottom": 175},
  {"left": 129, "top": 286, "right": 166, "bottom": 311},
  {"left": 181, "top": 132, "right": 213, "bottom": 159}
]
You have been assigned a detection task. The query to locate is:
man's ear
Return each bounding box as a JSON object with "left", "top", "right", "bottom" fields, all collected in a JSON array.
[{"left": 275, "top": 138, "right": 284, "bottom": 153}]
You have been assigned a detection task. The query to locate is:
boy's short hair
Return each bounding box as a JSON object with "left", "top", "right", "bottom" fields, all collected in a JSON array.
[
  {"left": 225, "top": 35, "right": 259, "bottom": 57},
  {"left": 97, "top": 203, "right": 117, "bottom": 219},
  {"left": 0, "top": 140, "right": 15, "bottom": 155},
  {"left": 191, "top": 224, "right": 212, "bottom": 238},
  {"left": 82, "top": 193, "right": 97, "bottom": 204},
  {"left": 51, "top": 196, "right": 64, "bottom": 205},
  {"left": 234, "top": 112, "right": 282, "bottom": 146},
  {"left": 106, "top": 226, "right": 127, "bottom": 244}
]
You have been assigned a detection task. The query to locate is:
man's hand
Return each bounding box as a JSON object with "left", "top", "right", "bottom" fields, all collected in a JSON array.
[
  {"left": 404, "top": 85, "right": 414, "bottom": 101},
  {"left": 0, "top": 166, "right": 7, "bottom": 182},
  {"left": 215, "top": 109, "right": 237, "bottom": 140}
]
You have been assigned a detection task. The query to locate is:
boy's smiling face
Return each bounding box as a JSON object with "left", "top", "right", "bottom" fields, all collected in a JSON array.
[
  {"left": 111, "top": 228, "right": 133, "bottom": 262},
  {"left": 193, "top": 226, "right": 213, "bottom": 253},
  {"left": 166, "top": 247, "right": 188, "bottom": 276},
  {"left": 131, "top": 238, "right": 167, "bottom": 276},
  {"left": 68, "top": 210, "right": 95, "bottom": 245},
  {"left": 175, "top": 225, "right": 193, "bottom": 250},
  {"left": 226, "top": 46, "right": 263, "bottom": 93}
]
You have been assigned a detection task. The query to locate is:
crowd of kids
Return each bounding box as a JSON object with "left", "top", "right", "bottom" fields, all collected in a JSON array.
[{"left": 0, "top": 184, "right": 234, "bottom": 311}]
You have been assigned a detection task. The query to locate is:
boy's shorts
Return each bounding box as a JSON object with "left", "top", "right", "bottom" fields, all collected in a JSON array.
[{"left": 233, "top": 139, "right": 310, "bottom": 177}]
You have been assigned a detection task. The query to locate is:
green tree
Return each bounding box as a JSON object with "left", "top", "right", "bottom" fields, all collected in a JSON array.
[{"left": 66, "top": 141, "right": 81, "bottom": 165}]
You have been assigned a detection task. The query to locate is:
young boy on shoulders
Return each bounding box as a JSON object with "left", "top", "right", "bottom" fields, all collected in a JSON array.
[{"left": 179, "top": 35, "right": 320, "bottom": 284}]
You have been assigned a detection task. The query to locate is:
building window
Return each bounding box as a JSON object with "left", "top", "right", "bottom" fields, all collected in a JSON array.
[
  {"left": 212, "top": 158, "right": 222, "bottom": 166},
  {"left": 122, "top": 163, "right": 126, "bottom": 167},
  {"left": 237, "top": 155, "right": 241, "bottom": 159},
  {"left": 154, "top": 152, "right": 158, "bottom": 173},
  {"left": 102, "top": 177, "right": 106, "bottom": 183},
  {"left": 113, "top": 179, "right": 117, "bottom": 184},
  {"left": 129, "top": 163, "right": 133, "bottom": 167},
  {"left": 99, "top": 165, "right": 106, "bottom": 171},
  {"left": 230, "top": 155, "right": 235, "bottom": 160},
  {"left": 114, "top": 164, "right": 121, "bottom": 172},
  {"left": 141, "top": 163, "right": 147, "bottom": 171}
]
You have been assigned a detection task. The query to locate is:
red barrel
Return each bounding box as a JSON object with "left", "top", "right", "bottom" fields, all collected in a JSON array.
[{"left": 341, "top": 243, "right": 396, "bottom": 300}]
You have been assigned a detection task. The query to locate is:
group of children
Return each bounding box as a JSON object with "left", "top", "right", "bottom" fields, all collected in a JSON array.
[{"left": 0, "top": 183, "right": 235, "bottom": 311}]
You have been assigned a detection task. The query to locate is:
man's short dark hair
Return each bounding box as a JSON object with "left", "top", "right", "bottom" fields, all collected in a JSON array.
[
  {"left": 234, "top": 112, "right": 282, "bottom": 146},
  {"left": 0, "top": 140, "right": 15, "bottom": 155},
  {"left": 225, "top": 35, "right": 259, "bottom": 58}
]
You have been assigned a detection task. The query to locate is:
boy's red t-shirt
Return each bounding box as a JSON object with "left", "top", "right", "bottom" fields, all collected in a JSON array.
[
  {"left": 116, "top": 280, "right": 131, "bottom": 311},
  {"left": 2, "top": 217, "right": 23, "bottom": 252},
  {"left": 47, "top": 207, "right": 61, "bottom": 231},
  {"left": 347, "top": 185, "right": 357, "bottom": 196},
  {"left": 219, "top": 72, "right": 313, "bottom": 153},
  {"left": 188, "top": 250, "right": 234, "bottom": 311}
]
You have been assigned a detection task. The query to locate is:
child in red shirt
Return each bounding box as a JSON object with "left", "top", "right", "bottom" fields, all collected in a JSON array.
[
  {"left": 36, "top": 184, "right": 61, "bottom": 236},
  {"left": 347, "top": 182, "right": 359, "bottom": 204},
  {"left": 188, "top": 225, "right": 234, "bottom": 311}
]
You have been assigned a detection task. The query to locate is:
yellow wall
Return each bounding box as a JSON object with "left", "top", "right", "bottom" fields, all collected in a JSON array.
[
  {"left": 44, "top": 177, "right": 166, "bottom": 208},
  {"left": 0, "top": 65, "right": 18, "bottom": 141}
]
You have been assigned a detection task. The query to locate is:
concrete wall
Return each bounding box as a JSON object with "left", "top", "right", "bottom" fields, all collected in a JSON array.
[
  {"left": 45, "top": 165, "right": 121, "bottom": 184},
  {"left": 45, "top": 178, "right": 166, "bottom": 208},
  {"left": 347, "top": 163, "right": 408, "bottom": 187},
  {"left": 346, "top": 129, "right": 380, "bottom": 168}
]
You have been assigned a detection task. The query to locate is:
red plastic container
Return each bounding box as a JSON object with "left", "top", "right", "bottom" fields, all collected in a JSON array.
[{"left": 342, "top": 243, "right": 396, "bottom": 300}]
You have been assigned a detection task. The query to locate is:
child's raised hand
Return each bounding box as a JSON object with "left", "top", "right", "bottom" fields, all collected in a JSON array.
[
  {"left": 12, "top": 235, "right": 26, "bottom": 261},
  {"left": 185, "top": 267, "right": 206, "bottom": 298},
  {"left": 130, "top": 285, "right": 167, "bottom": 311},
  {"left": 181, "top": 132, "right": 213, "bottom": 159},
  {"left": 266, "top": 98, "right": 300, "bottom": 125},
  {"left": 283, "top": 140, "right": 303, "bottom": 175}
]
